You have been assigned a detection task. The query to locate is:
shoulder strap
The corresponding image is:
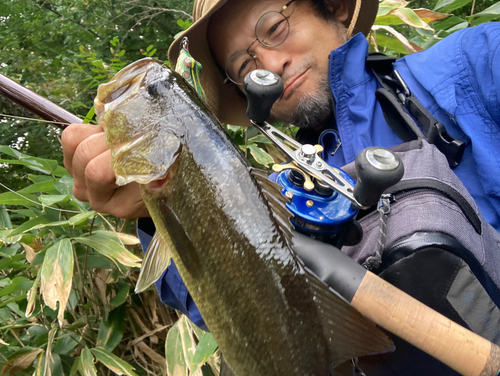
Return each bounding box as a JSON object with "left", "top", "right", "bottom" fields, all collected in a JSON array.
[{"left": 366, "top": 53, "right": 465, "bottom": 168}]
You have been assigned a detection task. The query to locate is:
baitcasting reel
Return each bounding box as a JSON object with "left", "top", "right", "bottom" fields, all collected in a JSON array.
[{"left": 243, "top": 69, "right": 404, "bottom": 247}]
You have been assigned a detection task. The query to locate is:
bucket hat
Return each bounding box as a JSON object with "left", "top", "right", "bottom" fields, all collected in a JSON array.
[{"left": 168, "top": 0, "right": 378, "bottom": 126}]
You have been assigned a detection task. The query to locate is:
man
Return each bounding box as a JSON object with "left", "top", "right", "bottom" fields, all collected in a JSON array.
[
  {"left": 62, "top": 0, "right": 500, "bottom": 230},
  {"left": 62, "top": 0, "right": 500, "bottom": 373}
]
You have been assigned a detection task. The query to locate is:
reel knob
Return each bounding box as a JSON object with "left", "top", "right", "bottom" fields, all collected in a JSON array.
[
  {"left": 354, "top": 147, "right": 404, "bottom": 207},
  {"left": 243, "top": 70, "right": 284, "bottom": 123}
]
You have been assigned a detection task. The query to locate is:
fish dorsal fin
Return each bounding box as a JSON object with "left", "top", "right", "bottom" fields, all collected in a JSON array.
[
  {"left": 250, "top": 168, "right": 293, "bottom": 243},
  {"left": 292, "top": 233, "right": 395, "bottom": 366},
  {"left": 135, "top": 232, "right": 172, "bottom": 293}
]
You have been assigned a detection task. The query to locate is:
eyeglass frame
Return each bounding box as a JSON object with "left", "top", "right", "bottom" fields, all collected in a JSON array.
[{"left": 223, "top": 0, "right": 298, "bottom": 85}]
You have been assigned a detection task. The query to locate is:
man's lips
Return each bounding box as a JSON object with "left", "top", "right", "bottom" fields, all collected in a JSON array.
[{"left": 282, "top": 68, "right": 309, "bottom": 100}]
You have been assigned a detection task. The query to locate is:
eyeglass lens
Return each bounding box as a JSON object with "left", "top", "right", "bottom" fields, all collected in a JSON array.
[{"left": 225, "top": 11, "right": 290, "bottom": 84}]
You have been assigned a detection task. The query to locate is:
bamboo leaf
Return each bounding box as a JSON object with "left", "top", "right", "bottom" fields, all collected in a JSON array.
[
  {"left": 40, "top": 239, "right": 74, "bottom": 326},
  {"left": 68, "top": 211, "right": 96, "bottom": 226},
  {"left": 0, "top": 191, "right": 38, "bottom": 206},
  {"left": 0, "top": 253, "right": 25, "bottom": 270},
  {"left": 0, "top": 205, "right": 12, "bottom": 229},
  {"left": 413, "top": 8, "right": 451, "bottom": 23},
  {"left": 377, "top": 0, "right": 409, "bottom": 16},
  {"left": 190, "top": 333, "right": 218, "bottom": 374},
  {"left": 468, "top": 2, "right": 500, "bottom": 26},
  {"left": 9, "top": 216, "right": 51, "bottom": 236},
  {"left": 372, "top": 25, "right": 421, "bottom": 53},
  {"left": 1, "top": 348, "right": 44, "bottom": 375},
  {"left": 434, "top": 0, "right": 472, "bottom": 13},
  {"left": 53, "top": 175, "right": 75, "bottom": 195},
  {"left": 178, "top": 315, "right": 198, "bottom": 370},
  {"left": 0, "top": 157, "right": 58, "bottom": 175},
  {"left": 432, "top": 16, "right": 468, "bottom": 32},
  {"left": 0, "top": 229, "right": 22, "bottom": 245},
  {"left": 25, "top": 271, "right": 41, "bottom": 317},
  {"left": 110, "top": 283, "right": 130, "bottom": 307},
  {"left": 165, "top": 318, "right": 188, "bottom": 376},
  {"left": 18, "top": 180, "right": 57, "bottom": 194},
  {"left": 20, "top": 242, "right": 37, "bottom": 263},
  {"left": 0, "top": 145, "right": 22, "bottom": 158},
  {"left": 115, "top": 232, "right": 140, "bottom": 245},
  {"left": 97, "top": 306, "right": 126, "bottom": 351},
  {"left": 0, "top": 276, "right": 33, "bottom": 297},
  {"left": 80, "top": 348, "right": 98, "bottom": 376},
  {"left": 9, "top": 215, "right": 69, "bottom": 237},
  {"left": 246, "top": 144, "right": 275, "bottom": 167},
  {"left": 73, "top": 231, "right": 141, "bottom": 268},
  {"left": 91, "top": 347, "right": 138, "bottom": 376},
  {"left": 391, "top": 8, "right": 434, "bottom": 30},
  {"left": 39, "top": 194, "right": 70, "bottom": 207}
]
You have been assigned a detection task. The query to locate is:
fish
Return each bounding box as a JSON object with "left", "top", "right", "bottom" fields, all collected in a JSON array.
[{"left": 94, "top": 57, "right": 394, "bottom": 376}]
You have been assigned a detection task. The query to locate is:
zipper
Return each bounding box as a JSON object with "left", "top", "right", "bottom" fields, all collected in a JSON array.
[
  {"left": 360, "top": 181, "right": 481, "bottom": 270},
  {"left": 357, "top": 178, "right": 482, "bottom": 235}
]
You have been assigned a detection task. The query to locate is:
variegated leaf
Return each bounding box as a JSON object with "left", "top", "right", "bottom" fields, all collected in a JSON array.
[
  {"left": 40, "top": 239, "right": 74, "bottom": 326},
  {"left": 73, "top": 231, "right": 141, "bottom": 268}
]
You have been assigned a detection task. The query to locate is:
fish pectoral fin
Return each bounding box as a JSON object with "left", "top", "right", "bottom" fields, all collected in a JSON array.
[
  {"left": 135, "top": 232, "right": 172, "bottom": 293},
  {"left": 250, "top": 168, "right": 294, "bottom": 244},
  {"left": 159, "top": 200, "right": 202, "bottom": 276},
  {"left": 219, "top": 356, "right": 236, "bottom": 376}
]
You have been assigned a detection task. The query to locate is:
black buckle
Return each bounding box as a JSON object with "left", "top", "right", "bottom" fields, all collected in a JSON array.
[{"left": 393, "top": 71, "right": 465, "bottom": 168}]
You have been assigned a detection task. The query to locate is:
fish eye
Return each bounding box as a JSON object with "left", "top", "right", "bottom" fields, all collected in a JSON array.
[
  {"left": 147, "top": 82, "right": 159, "bottom": 97},
  {"left": 147, "top": 80, "right": 172, "bottom": 97}
]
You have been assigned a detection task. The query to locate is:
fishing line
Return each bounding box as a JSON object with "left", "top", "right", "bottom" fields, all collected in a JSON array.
[
  {"left": 0, "top": 181, "right": 83, "bottom": 214},
  {"left": 0, "top": 113, "right": 71, "bottom": 127},
  {"left": 0, "top": 182, "right": 124, "bottom": 239}
]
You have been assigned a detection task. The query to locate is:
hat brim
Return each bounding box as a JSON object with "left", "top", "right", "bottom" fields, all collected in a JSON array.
[{"left": 168, "top": 0, "right": 378, "bottom": 127}]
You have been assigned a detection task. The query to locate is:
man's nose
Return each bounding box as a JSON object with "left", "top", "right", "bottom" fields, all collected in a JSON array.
[{"left": 254, "top": 45, "right": 290, "bottom": 78}]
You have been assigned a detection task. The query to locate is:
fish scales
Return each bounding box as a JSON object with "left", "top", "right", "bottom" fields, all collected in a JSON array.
[
  {"left": 140, "top": 78, "right": 331, "bottom": 375},
  {"left": 95, "top": 58, "right": 393, "bottom": 376}
]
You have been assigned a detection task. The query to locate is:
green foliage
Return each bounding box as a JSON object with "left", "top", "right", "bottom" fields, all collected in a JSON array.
[
  {"left": 370, "top": 0, "right": 500, "bottom": 57},
  {"left": 0, "top": 148, "right": 186, "bottom": 375}
]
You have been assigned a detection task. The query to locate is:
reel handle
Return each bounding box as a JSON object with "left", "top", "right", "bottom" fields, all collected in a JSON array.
[
  {"left": 243, "top": 70, "right": 284, "bottom": 123},
  {"left": 354, "top": 147, "right": 404, "bottom": 207}
]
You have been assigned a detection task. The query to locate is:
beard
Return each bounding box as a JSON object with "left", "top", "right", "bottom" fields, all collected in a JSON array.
[{"left": 289, "top": 76, "right": 334, "bottom": 129}]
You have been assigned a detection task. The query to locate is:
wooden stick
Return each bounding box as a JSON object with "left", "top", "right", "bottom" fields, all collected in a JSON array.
[
  {"left": 0, "top": 73, "right": 81, "bottom": 128},
  {"left": 352, "top": 271, "right": 500, "bottom": 376}
]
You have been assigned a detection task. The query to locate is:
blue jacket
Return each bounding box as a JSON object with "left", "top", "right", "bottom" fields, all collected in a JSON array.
[{"left": 137, "top": 23, "right": 500, "bottom": 327}]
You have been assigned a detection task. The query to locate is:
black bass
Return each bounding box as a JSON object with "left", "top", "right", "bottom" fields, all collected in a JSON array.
[{"left": 94, "top": 58, "right": 393, "bottom": 376}]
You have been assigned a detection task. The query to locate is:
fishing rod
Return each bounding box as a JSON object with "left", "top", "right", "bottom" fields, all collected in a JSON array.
[{"left": 0, "top": 73, "right": 81, "bottom": 128}]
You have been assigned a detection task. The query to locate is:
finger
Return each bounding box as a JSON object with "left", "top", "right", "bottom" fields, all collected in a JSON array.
[
  {"left": 85, "top": 151, "right": 149, "bottom": 218},
  {"left": 61, "top": 123, "right": 104, "bottom": 175},
  {"left": 71, "top": 133, "right": 109, "bottom": 201}
]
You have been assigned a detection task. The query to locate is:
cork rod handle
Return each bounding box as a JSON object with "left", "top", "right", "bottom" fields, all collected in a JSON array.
[{"left": 351, "top": 271, "right": 500, "bottom": 376}]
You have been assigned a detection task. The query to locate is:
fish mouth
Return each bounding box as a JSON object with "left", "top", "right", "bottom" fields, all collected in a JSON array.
[{"left": 94, "top": 58, "right": 157, "bottom": 123}]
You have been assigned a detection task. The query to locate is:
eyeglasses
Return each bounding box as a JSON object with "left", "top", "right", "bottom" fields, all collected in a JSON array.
[{"left": 224, "top": 0, "right": 297, "bottom": 85}]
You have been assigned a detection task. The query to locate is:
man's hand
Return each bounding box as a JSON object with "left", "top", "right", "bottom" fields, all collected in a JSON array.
[{"left": 62, "top": 123, "right": 150, "bottom": 218}]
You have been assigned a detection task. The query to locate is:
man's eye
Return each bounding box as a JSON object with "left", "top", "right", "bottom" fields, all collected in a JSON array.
[
  {"left": 238, "top": 58, "right": 255, "bottom": 79},
  {"left": 266, "top": 20, "right": 286, "bottom": 39}
]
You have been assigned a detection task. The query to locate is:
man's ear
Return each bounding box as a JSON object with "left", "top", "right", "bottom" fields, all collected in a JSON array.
[{"left": 324, "top": 0, "right": 349, "bottom": 22}]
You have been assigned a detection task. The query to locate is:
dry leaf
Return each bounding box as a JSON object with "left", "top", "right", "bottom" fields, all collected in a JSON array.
[{"left": 20, "top": 242, "right": 36, "bottom": 263}]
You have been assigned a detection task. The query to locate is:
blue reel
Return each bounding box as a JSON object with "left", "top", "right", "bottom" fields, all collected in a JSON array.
[{"left": 275, "top": 167, "right": 360, "bottom": 245}]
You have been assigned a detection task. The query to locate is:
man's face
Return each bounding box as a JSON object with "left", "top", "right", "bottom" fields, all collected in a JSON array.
[{"left": 209, "top": 0, "right": 348, "bottom": 128}]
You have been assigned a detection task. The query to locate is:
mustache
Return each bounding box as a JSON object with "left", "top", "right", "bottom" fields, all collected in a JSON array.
[{"left": 280, "top": 57, "right": 316, "bottom": 87}]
